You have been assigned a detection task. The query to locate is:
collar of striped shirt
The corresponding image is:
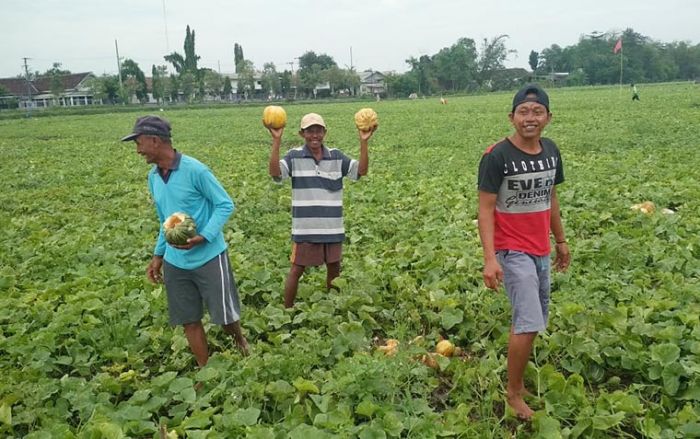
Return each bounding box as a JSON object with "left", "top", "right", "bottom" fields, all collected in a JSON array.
[{"left": 301, "top": 144, "right": 331, "bottom": 160}]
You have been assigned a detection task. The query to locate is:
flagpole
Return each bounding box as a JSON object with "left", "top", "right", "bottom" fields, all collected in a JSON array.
[{"left": 619, "top": 46, "right": 623, "bottom": 90}]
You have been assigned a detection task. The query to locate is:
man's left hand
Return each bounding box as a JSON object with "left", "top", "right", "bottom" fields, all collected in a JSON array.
[
  {"left": 554, "top": 242, "right": 571, "bottom": 272},
  {"left": 172, "top": 235, "right": 205, "bottom": 250},
  {"left": 358, "top": 126, "right": 376, "bottom": 142}
]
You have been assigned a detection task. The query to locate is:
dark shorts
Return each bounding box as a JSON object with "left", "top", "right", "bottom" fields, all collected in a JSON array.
[
  {"left": 496, "top": 250, "right": 551, "bottom": 334},
  {"left": 290, "top": 242, "right": 342, "bottom": 267},
  {"left": 163, "top": 250, "right": 242, "bottom": 326}
]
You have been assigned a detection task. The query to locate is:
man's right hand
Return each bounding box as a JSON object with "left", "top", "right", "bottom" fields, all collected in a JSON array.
[
  {"left": 147, "top": 255, "right": 164, "bottom": 284},
  {"left": 483, "top": 258, "right": 503, "bottom": 290},
  {"left": 268, "top": 127, "right": 284, "bottom": 141}
]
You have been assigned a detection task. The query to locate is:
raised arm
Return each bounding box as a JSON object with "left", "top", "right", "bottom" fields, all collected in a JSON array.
[
  {"left": 357, "top": 127, "right": 375, "bottom": 176},
  {"left": 268, "top": 127, "right": 284, "bottom": 177}
]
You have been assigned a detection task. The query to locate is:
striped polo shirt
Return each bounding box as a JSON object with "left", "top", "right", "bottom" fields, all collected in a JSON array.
[{"left": 274, "top": 144, "right": 359, "bottom": 243}]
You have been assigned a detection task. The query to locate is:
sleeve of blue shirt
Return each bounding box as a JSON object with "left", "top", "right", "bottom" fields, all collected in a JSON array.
[
  {"left": 194, "top": 166, "right": 234, "bottom": 242},
  {"left": 149, "top": 172, "right": 168, "bottom": 257}
]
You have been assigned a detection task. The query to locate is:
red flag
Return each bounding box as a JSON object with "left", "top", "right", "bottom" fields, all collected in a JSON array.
[{"left": 613, "top": 38, "right": 622, "bottom": 54}]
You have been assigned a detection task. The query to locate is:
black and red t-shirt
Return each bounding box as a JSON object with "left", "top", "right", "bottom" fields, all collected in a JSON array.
[{"left": 478, "top": 137, "right": 564, "bottom": 256}]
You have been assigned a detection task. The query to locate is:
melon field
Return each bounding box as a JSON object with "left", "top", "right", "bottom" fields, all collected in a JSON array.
[{"left": 1, "top": 83, "right": 699, "bottom": 438}]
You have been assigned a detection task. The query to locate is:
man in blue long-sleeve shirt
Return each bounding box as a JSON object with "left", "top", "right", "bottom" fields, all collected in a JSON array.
[{"left": 122, "top": 115, "right": 248, "bottom": 367}]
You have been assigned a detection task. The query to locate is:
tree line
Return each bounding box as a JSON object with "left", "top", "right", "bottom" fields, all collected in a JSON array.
[
  {"left": 87, "top": 25, "right": 363, "bottom": 105},
  {"left": 7, "top": 25, "right": 699, "bottom": 105},
  {"left": 386, "top": 28, "right": 700, "bottom": 97}
]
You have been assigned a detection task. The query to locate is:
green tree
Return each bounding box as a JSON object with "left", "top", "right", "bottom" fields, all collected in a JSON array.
[
  {"left": 339, "top": 69, "right": 361, "bottom": 95},
  {"left": 539, "top": 44, "right": 565, "bottom": 74},
  {"left": 668, "top": 41, "right": 700, "bottom": 80},
  {"left": 406, "top": 55, "right": 436, "bottom": 95},
  {"left": 180, "top": 71, "right": 196, "bottom": 102},
  {"left": 164, "top": 25, "right": 200, "bottom": 77},
  {"left": 234, "top": 43, "right": 244, "bottom": 73},
  {"left": 322, "top": 65, "right": 345, "bottom": 95},
  {"left": 166, "top": 74, "right": 180, "bottom": 102},
  {"left": 201, "top": 69, "right": 223, "bottom": 99},
  {"left": 432, "top": 37, "right": 478, "bottom": 91},
  {"left": 260, "top": 62, "right": 280, "bottom": 97},
  {"left": 86, "top": 74, "right": 120, "bottom": 104},
  {"left": 297, "top": 51, "right": 337, "bottom": 96},
  {"left": 183, "top": 25, "right": 200, "bottom": 73},
  {"left": 120, "top": 58, "right": 148, "bottom": 103},
  {"left": 477, "top": 34, "right": 516, "bottom": 86},
  {"left": 279, "top": 70, "right": 292, "bottom": 97},
  {"left": 384, "top": 72, "right": 419, "bottom": 98},
  {"left": 236, "top": 60, "right": 256, "bottom": 99},
  {"left": 164, "top": 52, "right": 185, "bottom": 74},
  {"left": 528, "top": 50, "right": 539, "bottom": 72},
  {"left": 533, "top": 27, "right": 699, "bottom": 85},
  {"left": 45, "top": 62, "right": 70, "bottom": 106},
  {"left": 222, "top": 76, "right": 233, "bottom": 100},
  {"left": 151, "top": 65, "right": 168, "bottom": 104}
]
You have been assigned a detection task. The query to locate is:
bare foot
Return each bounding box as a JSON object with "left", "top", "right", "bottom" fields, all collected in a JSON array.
[
  {"left": 235, "top": 337, "right": 250, "bottom": 356},
  {"left": 519, "top": 387, "right": 536, "bottom": 400},
  {"left": 507, "top": 393, "right": 534, "bottom": 420}
]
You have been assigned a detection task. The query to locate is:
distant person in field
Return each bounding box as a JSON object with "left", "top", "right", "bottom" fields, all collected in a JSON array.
[
  {"left": 631, "top": 83, "right": 640, "bottom": 101},
  {"left": 268, "top": 113, "right": 374, "bottom": 308},
  {"left": 122, "top": 115, "right": 249, "bottom": 369},
  {"left": 477, "top": 84, "right": 571, "bottom": 420}
]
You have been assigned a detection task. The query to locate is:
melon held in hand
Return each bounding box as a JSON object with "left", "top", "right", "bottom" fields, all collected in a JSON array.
[
  {"left": 262, "top": 105, "right": 287, "bottom": 129},
  {"left": 354, "top": 108, "right": 378, "bottom": 132},
  {"left": 163, "top": 212, "right": 197, "bottom": 245}
]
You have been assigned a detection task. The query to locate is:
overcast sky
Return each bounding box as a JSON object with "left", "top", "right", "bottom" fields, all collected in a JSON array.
[{"left": 1, "top": 0, "right": 698, "bottom": 78}]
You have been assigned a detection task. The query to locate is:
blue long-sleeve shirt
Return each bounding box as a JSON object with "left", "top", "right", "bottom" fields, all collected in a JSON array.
[{"left": 148, "top": 153, "right": 234, "bottom": 270}]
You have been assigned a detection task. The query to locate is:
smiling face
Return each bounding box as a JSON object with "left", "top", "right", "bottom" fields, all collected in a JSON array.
[
  {"left": 134, "top": 135, "right": 161, "bottom": 164},
  {"left": 299, "top": 125, "right": 326, "bottom": 151},
  {"left": 509, "top": 97, "right": 551, "bottom": 141}
]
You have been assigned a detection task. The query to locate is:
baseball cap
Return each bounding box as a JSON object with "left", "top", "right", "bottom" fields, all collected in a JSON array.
[
  {"left": 300, "top": 113, "right": 326, "bottom": 130},
  {"left": 121, "top": 115, "right": 172, "bottom": 141},
  {"left": 512, "top": 83, "right": 550, "bottom": 113}
]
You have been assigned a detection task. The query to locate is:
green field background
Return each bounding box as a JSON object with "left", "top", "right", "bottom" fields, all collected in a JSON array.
[{"left": 1, "top": 83, "right": 699, "bottom": 437}]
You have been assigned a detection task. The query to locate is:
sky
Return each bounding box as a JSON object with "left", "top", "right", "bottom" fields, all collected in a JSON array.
[{"left": 1, "top": 0, "right": 699, "bottom": 78}]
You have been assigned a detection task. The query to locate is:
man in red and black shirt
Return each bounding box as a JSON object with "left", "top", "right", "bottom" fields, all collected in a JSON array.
[{"left": 477, "top": 84, "right": 571, "bottom": 420}]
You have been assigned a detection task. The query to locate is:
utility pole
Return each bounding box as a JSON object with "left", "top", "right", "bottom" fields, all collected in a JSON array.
[
  {"left": 287, "top": 59, "right": 297, "bottom": 99},
  {"left": 349, "top": 46, "right": 353, "bottom": 71},
  {"left": 22, "top": 57, "right": 32, "bottom": 117},
  {"left": 162, "top": 0, "right": 170, "bottom": 54},
  {"left": 115, "top": 39, "right": 124, "bottom": 104}
]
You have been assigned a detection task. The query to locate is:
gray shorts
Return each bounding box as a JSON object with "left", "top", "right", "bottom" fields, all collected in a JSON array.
[
  {"left": 163, "top": 250, "right": 242, "bottom": 326},
  {"left": 496, "top": 250, "right": 550, "bottom": 334}
]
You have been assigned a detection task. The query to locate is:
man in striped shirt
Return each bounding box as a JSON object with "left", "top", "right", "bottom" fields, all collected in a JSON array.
[{"left": 268, "top": 113, "right": 374, "bottom": 307}]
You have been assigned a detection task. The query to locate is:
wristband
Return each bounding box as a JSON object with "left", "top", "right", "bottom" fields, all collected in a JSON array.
[{"left": 555, "top": 240, "right": 567, "bottom": 244}]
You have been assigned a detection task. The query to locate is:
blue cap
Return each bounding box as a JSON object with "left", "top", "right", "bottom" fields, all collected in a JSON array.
[
  {"left": 121, "top": 115, "right": 172, "bottom": 141},
  {"left": 512, "top": 83, "right": 550, "bottom": 113}
]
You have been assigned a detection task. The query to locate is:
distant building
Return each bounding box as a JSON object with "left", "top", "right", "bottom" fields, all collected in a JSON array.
[
  {"left": 358, "top": 70, "right": 386, "bottom": 96},
  {"left": 484, "top": 68, "right": 533, "bottom": 89},
  {"left": 0, "top": 72, "right": 96, "bottom": 109}
]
